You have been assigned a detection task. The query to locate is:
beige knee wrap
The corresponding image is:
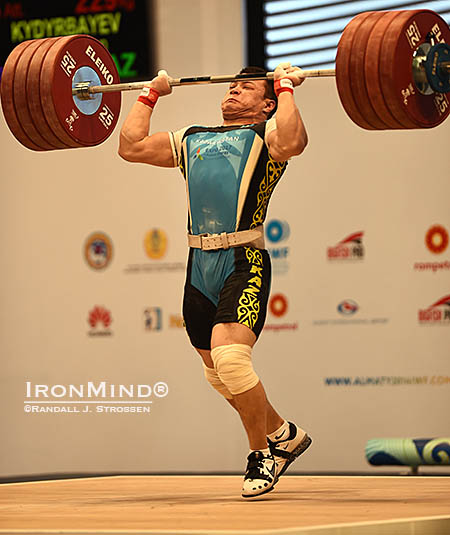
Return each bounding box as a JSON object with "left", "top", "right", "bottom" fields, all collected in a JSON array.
[
  {"left": 210, "top": 344, "right": 259, "bottom": 395},
  {"left": 203, "top": 364, "right": 233, "bottom": 400}
]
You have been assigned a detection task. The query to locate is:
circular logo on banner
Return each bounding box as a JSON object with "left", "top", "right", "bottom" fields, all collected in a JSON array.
[
  {"left": 269, "top": 293, "right": 288, "bottom": 317},
  {"left": 337, "top": 300, "right": 359, "bottom": 315},
  {"left": 266, "top": 220, "right": 290, "bottom": 243},
  {"left": 425, "top": 225, "right": 449, "bottom": 254},
  {"left": 144, "top": 229, "right": 168, "bottom": 259},
  {"left": 84, "top": 232, "right": 113, "bottom": 270}
]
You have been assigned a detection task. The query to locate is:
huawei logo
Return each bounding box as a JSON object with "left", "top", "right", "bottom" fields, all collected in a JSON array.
[
  {"left": 88, "top": 306, "right": 112, "bottom": 328},
  {"left": 87, "top": 306, "right": 113, "bottom": 336}
]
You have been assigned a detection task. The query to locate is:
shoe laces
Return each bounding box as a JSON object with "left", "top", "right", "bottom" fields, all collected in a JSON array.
[{"left": 245, "top": 451, "right": 272, "bottom": 479}]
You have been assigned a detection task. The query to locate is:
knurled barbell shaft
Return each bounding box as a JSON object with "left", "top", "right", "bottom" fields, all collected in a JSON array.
[{"left": 72, "top": 68, "right": 336, "bottom": 98}]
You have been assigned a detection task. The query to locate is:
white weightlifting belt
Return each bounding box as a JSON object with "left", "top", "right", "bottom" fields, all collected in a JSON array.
[{"left": 187, "top": 225, "right": 265, "bottom": 251}]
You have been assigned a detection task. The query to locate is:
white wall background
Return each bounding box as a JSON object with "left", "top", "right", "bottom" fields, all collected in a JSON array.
[{"left": 0, "top": 0, "right": 449, "bottom": 478}]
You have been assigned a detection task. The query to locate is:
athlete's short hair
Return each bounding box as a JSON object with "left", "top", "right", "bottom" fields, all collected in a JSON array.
[{"left": 239, "top": 66, "right": 277, "bottom": 119}]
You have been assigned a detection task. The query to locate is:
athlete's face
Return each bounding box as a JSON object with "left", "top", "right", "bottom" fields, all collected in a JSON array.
[{"left": 221, "top": 80, "right": 274, "bottom": 122}]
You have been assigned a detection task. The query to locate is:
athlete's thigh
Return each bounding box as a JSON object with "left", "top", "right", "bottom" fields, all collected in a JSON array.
[
  {"left": 211, "top": 322, "right": 257, "bottom": 348},
  {"left": 214, "top": 247, "right": 271, "bottom": 339},
  {"left": 183, "top": 280, "right": 217, "bottom": 350}
]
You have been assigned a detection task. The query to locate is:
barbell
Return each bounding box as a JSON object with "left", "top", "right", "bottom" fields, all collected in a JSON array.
[{"left": 1, "top": 8, "right": 449, "bottom": 152}]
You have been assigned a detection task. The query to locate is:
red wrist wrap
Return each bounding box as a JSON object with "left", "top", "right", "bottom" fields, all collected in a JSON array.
[
  {"left": 137, "top": 87, "right": 160, "bottom": 109},
  {"left": 274, "top": 78, "right": 294, "bottom": 97}
]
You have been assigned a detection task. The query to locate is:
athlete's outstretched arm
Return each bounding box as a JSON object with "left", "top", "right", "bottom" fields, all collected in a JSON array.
[
  {"left": 118, "top": 71, "right": 175, "bottom": 168},
  {"left": 266, "top": 63, "right": 308, "bottom": 162}
]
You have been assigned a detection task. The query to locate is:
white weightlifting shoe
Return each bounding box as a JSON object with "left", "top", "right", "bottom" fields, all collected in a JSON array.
[
  {"left": 241, "top": 450, "right": 276, "bottom": 498},
  {"left": 268, "top": 422, "right": 312, "bottom": 483}
]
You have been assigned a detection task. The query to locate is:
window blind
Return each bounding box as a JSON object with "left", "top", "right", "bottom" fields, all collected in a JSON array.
[{"left": 246, "top": 0, "right": 450, "bottom": 70}]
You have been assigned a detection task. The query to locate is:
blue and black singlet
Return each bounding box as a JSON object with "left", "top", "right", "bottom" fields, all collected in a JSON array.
[{"left": 170, "top": 119, "right": 288, "bottom": 348}]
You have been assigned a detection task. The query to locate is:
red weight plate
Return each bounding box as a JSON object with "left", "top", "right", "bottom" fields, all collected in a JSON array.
[
  {"left": 364, "top": 11, "right": 407, "bottom": 129},
  {"left": 27, "top": 37, "right": 79, "bottom": 149},
  {"left": 0, "top": 40, "right": 46, "bottom": 151},
  {"left": 34, "top": 36, "right": 84, "bottom": 148},
  {"left": 350, "top": 11, "right": 392, "bottom": 129},
  {"left": 336, "top": 12, "right": 376, "bottom": 130},
  {"left": 378, "top": 10, "right": 425, "bottom": 128},
  {"left": 40, "top": 35, "right": 121, "bottom": 146},
  {"left": 14, "top": 38, "right": 59, "bottom": 150},
  {"left": 379, "top": 9, "right": 450, "bottom": 128}
]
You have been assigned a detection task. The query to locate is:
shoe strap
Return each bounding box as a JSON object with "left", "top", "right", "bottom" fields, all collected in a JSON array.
[
  {"left": 269, "top": 447, "right": 295, "bottom": 461},
  {"left": 269, "top": 434, "right": 310, "bottom": 461}
]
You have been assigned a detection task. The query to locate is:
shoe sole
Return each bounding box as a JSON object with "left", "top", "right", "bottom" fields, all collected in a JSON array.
[
  {"left": 274, "top": 434, "right": 312, "bottom": 484},
  {"left": 242, "top": 481, "right": 276, "bottom": 499}
]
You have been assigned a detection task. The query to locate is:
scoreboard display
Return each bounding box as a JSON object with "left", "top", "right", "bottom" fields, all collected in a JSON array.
[{"left": 0, "top": 0, "right": 153, "bottom": 82}]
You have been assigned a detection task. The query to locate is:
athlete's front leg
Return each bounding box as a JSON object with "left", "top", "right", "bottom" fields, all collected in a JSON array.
[
  {"left": 198, "top": 323, "right": 284, "bottom": 436},
  {"left": 196, "top": 344, "right": 282, "bottom": 431},
  {"left": 211, "top": 322, "right": 266, "bottom": 449},
  {"left": 210, "top": 322, "right": 281, "bottom": 496}
]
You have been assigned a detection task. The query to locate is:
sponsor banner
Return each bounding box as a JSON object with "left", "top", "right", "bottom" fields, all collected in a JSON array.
[
  {"left": 169, "top": 314, "right": 184, "bottom": 328},
  {"left": 84, "top": 231, "right": 113, "bottom": 270},
  {"left": 337, "top": 299, "right": 359, "bottom": 315},
  {"left": 413, "top": 224, "right": 450, "bottom": 272},
  {"left": 414, "top": 261, "right": 450, "bottom": 273},
  {"left": 124, "top": 228, "right": 185, "bottom": 273},
  {"left": 143, "top": 309, "right": 184, "bottom": 331},
  {"left": 125, "top": 262, "right": 185, "bottom": 273},
  {"left": 418, "top": 294, "right": 450, "bottom": 324},
  {"left": 266, "top": 219, "right": 290, "bottom": 275},
  {"left": 264, "top": 292, "right": 298, "bottom": 332},
  {"left": 144, "top": 307, "right": 163, "bottom": 331},
  {"left": 327, "top": 231, "right": 364, "bottom": 261},
  {"left": 425, "top": 225, "right": 449, "bottom": 254},
  {"left": 313, "top": 299, "right": 388, "bottom": 326},
  {"left": 324, "top": 376, "right": 450, "bottom": 387},
  {"left": 144, "top": 229, "right": 168, "bottom": 259},
  {"left": 87, "top": 306, "right": 113, "bottom": 336}
]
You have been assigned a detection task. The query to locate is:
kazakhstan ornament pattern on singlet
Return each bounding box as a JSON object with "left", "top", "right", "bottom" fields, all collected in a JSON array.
[
  {"left": 237, "top": 247, "right": 264, "bottom": 328},
  {"left": 251, "top": 157, "right": 287, "bottom": 229}
]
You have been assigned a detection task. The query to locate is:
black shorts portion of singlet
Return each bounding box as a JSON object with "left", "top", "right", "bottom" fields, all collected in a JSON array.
[{"left": 182, "top": 246, "right": 271, "bottom": 350}]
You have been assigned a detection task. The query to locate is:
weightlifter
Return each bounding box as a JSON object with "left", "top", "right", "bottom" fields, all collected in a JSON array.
[{"left": 118, "top": 62, "right": 312, "bottom": 498}]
